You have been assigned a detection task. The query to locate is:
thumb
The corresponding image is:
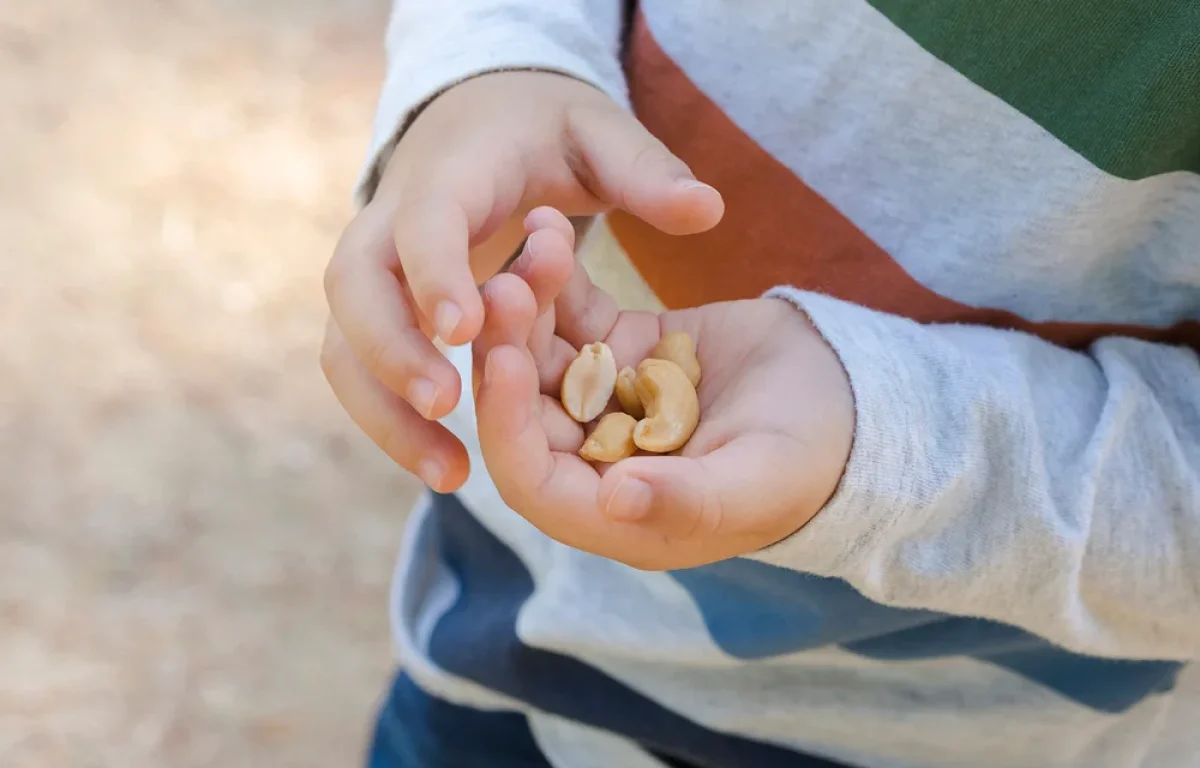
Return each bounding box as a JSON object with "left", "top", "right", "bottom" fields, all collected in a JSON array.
[
  {"left": 567, "top": 105, "right": 724, "bottom": 236},
  {"left": 596, "top": 435, "right": 814, "bottom": 545}
]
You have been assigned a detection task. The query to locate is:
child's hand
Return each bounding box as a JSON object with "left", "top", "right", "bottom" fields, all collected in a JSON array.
[
  {"left": 475, "top": 209, "right": 854, "bottom": 570},
  {"left": 321, "top": 72, "right": 724, "bottom": 493}
]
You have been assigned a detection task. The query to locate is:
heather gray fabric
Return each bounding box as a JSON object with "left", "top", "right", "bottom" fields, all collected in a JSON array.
[{"left": 357, "top": 2, "right": 1200, "bottom": 766}]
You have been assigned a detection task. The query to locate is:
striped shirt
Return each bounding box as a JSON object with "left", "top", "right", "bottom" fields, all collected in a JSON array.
[{"left": 359, "top": 2, "right": 1200, "bottom": 766}]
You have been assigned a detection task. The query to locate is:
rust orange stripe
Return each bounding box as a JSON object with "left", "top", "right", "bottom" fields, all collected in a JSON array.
[{"left": 608, "top": 14, "right": 1200, "bottom": 351}]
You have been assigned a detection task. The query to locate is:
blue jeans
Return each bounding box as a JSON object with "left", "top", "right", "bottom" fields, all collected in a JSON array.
[
  {"left": 368, "top": 673, "right": 554, "bottom": 768},
  {"left": 368, "top": 671, "right": 849, "bottom": 768}
]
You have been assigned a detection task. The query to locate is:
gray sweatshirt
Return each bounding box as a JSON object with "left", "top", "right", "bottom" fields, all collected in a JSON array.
[{"left": 359, "top": 1, "right": 1200, "bottom": 766}]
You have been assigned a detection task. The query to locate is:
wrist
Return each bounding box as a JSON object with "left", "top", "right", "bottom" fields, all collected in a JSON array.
[
  {"left": 764, "top": 295, "right": 856, "bottom": 540},
  {"left": 748, "top": 287, "right": 929, "bottom": 575}
]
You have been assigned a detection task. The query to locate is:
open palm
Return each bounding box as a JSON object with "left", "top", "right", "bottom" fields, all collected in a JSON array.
[{"left": 471, "top": 209, "right": 853, "bottom": 570}]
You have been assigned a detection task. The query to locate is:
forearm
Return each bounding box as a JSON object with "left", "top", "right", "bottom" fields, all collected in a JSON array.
[
  {"left": 758, "top": 287, "right": 1200, "bottom": 660},
  {"left": 359, "top": 0, "right": 628, "bottom": 204}
]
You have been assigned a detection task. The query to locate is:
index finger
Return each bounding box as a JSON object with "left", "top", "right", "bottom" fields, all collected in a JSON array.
[{"left": 392, "top": 192, "right": 486, "bottom": 346}]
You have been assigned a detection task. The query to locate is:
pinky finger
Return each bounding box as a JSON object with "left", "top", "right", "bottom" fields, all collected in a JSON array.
[{"left": 322, "top": 320, "right": 470, "bottom": 492}]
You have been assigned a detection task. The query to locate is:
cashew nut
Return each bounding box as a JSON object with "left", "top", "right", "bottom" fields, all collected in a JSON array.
[
  {"left": 614, "top": 366, "right": 645, "bottom": 419},
  {"left": 560, "top": 342, "right": 617, "bottom": 423},
  {"left": 632, "top": 358, "right": 700, "bottom": 453},
  {"left": 649, "top": 332, "right": 701, "bottom": 387},
  {"left": 579, "top": 412, "right": 638, "bottom": 463}
]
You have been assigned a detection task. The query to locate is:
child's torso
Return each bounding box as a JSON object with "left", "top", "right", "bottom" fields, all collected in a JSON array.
[{"left": 401, "top": 3, "right": 1200, "bottom": 766}]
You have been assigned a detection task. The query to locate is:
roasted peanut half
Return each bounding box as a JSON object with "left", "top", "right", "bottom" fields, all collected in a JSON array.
[
  {"left": 648, "top": 331, "right": 701, "bottom": 387},
  {"left": 632, "top": 358, "right": 700, "bottom": 453},
  {"left": 614, "top": 366, "right": 645, "bottom": 419},
  {"left": 579, "top": 412, "right": 638, "bottom": 463},
  {"left": 561, "top": 342, "right": 617, "bottom": 423}
]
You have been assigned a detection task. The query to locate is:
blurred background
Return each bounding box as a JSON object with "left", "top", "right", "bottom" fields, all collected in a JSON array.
[
  {"left": 0, "top": 0, "right": 655, "bottom": 765},
  {"left": 1, "top": 0, "right": 414, "bottom": 764}
]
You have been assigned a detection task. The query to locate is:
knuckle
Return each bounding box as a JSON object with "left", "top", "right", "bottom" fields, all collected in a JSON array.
[
  {"left": 318, "top": 341, "right": 340, "bottom": 383},
  {"left": 626, "top": 142, "right": 659, "bottom": 176},
  {"left": 322, "top": 250, "right": 348, "bottom": 304},
  {"left": 628, "top": 137, "right": 681, "bottom": 177},
  {"left": 378, "top": 422, "right": 417, "bottom": 471},
  {"left": 360, "top": 337, "right": 406, "bottom": 384},
  {"left": 390, "top": 187, "right": 444, "bottom": 243},
  {"left": 563, "top": 141, "right": 602, "bottom": 202},
  {"left": 531, "top": 456, "right": 558, "bottom": 499},
  {"left": 326, "top": 205, "right": 400, "bottom": 303},
  {"left": 325, "top": 224, "right": 373, "bottom": 305},
  {"left": 683, "top": 485, "right": 724, "bottom": 540},
  {"left": 318, "top": 325, "right": 348, "bottom": 383},
  {"left": 701, "top": 487, "right": 726, "bottom": 537},
  {"left": 612, "top": 142, "right": 658, "bottom": 210}
]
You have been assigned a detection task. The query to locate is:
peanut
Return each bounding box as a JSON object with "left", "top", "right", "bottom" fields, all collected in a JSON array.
[
  {"left": 632, "top": 358, "right": 700, "bottom": 453},
  {"left": 560, "top": 341, "right": 617, "bottom": 423},
  {"left": 579, "top": 412, "right": 638, "bottom": 463}
]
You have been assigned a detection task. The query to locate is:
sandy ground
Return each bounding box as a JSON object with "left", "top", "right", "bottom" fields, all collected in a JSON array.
[{"left": 0, "top": 1, "right": 655, "bottom": 765}]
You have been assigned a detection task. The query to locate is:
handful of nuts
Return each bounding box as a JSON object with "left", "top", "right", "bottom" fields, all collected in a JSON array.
[{"left": 561, "top": 332, "right": 701, "bottom": 463}]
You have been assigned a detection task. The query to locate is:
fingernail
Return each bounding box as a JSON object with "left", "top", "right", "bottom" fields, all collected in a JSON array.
[
  {"left": 605, "top": 477, "right": 652, "bottom": 522},
  {"left": 407, "top": 378, "right": 439, "bottom": 419},
  {"left": 418, "top": 459, "right": 444, "bottom": 491},
  {"left": 434, "top": 301, "right": 462, "bottom": 343}
]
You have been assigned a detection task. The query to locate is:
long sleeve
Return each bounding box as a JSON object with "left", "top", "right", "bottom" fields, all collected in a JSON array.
[
  {"left": 755, "top": 286, "right": 1200, "bottom": 661},
  {"left": 356, "top": 0, "right": 628, "bottom": 205}
]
